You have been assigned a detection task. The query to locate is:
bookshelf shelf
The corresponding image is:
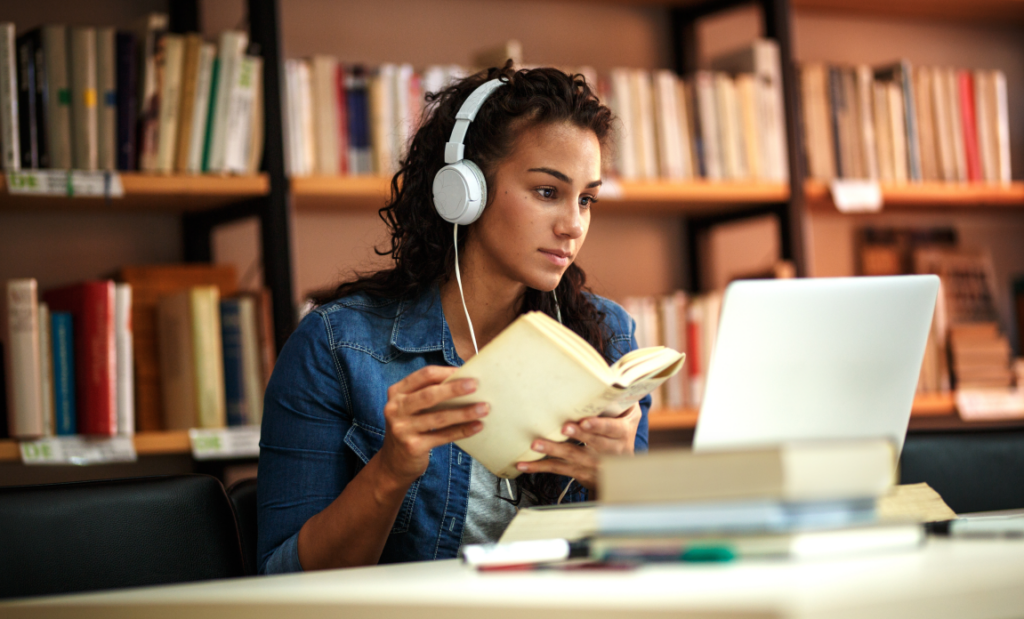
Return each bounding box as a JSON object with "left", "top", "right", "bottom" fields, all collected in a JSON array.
[
  {"left": 0, "top": 173, "right": 269, "bottom": 212},
  {"left": 0, "top": 431, "right": 192, "bottom": 464},
  {"left": 791, "top": 0, "right": 1024, "bottom": 25},
  {"left": 290, "top": 175, "right": 790, "bottom": 214},
  {"left": 804, "top": 180, "right": 1024, "bottom": 213},
  {"left": 648, "top": 392, "right": 959, "bottom": 431}
]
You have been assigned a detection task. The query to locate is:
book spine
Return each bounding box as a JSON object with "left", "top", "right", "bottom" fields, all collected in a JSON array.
[
  {"left": 137, "top": 15, "right": 168, "bottom": 173},
  {"left": 899, "top": 63, "right": 922, "bottom": 182},
  {"left": 115, "top": 283, "right": 134, "bottom": 435},
  {"left": 16, "top": 34, "right": 38, "bottom": 169},
  {"left": 38, "top": 302, "right": 54, "bottom": 436},
  {"left": 174, "top": 35, "right": 201, "bottom": 173},
  {"left": 346, "top": 67, "right": 371, "bottom": 175},
  {"left": 5, "top": 279, "right": 43, "bottom": 438},
  {"left": 187, "top": 43, "right": 215, "bottom": 173},
  {"left": 191, "top": 287, "right": 226, "bottom": 428},
  {"left": 946, "top": 68, "right": 967, "bottom": 182},
  {"left": 224, "top": 55, "right": 257, "bottom": 173},
  {"left": 992, "top": 70, "right": 1010, "bottom": 185},
  {"left": 28, "top": 31, "right": 49, "bottom": 169},
  {"left": 69, "top": 27, "right": 98, "bottom": 171},
  {"left": 201, "top": 56, "right": 220, "bottom": 172},
  {"left": 51, "top": 311, "right": 76, "bottom": 435},
  {"left": 238, "top": 296, "right": 263, "bottom": 424},
  {"left": 335, "top": 62, "right": 349, "bottom": 175},
  {"left": 313, "top": 55, "right": 340, "bottom": 176},
  {"left": 42, "top": 25, "right": 71, "bottom": 169},
  {"left": 220, "top": 299, "right": 247, "bottom": 426},
  {"left": 95, "top": 28, "right": 116, "bottom": 171},
  {"left": 695, "top": 71, "right": 721, "bottom": 181},
  {"left": 958, "top": 70, "right": 982, "bottom": 183},
  {"left": 155, "top": 34, "right": 184, "bottom": 173},
  {"left": 0, "top": 23, "right": 21, "bottom": 172},
  {"left": 115, "top": 31, "right": 137, "bottom": 171},
  {"left": 828, "top": 67, "right": 844, "bottom": 179},
  {"left": 208, "top": 30, "right": 247, "bottom": 173},
  {"left": 245, "top": 56, "right": 264, "bottom": 174},
  {"left": 856, "top": 66, "right": 879, "bottom": 180}
]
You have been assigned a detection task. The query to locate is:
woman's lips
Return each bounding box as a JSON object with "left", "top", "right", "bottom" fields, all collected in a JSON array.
[{"left": 539, "top": 249, "right": 570, "bottom": 267}]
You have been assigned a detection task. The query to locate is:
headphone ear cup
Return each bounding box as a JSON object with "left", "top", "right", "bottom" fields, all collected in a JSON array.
[{"left": 432, "top": 160, "right": 487, "bottom": 225}]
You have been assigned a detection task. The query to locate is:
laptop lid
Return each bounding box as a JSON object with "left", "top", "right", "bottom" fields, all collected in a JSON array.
[{"left": 693, "top": 275, "right": 939, "bottom": 455}]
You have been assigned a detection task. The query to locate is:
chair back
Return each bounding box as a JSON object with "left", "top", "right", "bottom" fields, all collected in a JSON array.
[
  {"left": 0, "top": 474, "right": 245, "bottom": 599},
  {"left": 227, "top": 477, "right": 259, "bottom": 575}
]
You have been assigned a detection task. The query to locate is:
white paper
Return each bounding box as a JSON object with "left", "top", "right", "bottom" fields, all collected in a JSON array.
[
  {"left": 189, "top": 425, "right": 261, "bottom": 460},
  {"left": 829, "top": 179, "right": 882, "bottom": 213},
  {"left": 956, "top": 388, "right": 1024, "bottom": 421}
]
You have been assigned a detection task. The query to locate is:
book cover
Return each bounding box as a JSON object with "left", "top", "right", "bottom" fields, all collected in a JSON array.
[
  {"left": 186, "top": 42, "right": 215, "bottom": 173},
  {"left": 115, "top": 31, "right": 137, "bottom": 171},
  {"left": 15, "top": 32, "right": 38, "bottom": 169},
  {"left": 22, "top": 30, "right": 50, "bottom": 169},
  {"left": 991, "top": 70, "right": 1010, "bottom": 185},
  {"left": 157, "top": 290, "right": 198, "bottom": 430},
  {"left": 43, "top": 281, "right": 117, "bottom": 436},
  {"left": 50, "top": 311, "right": 76, "bottom": 435},
  {"left": 136, "top": 14, "right": 169, "bottom": 172},
  {"left": 368, "top": 64, "right": 391, "bottom": 176},
  {"left": 207, "top": 30, "right": 248, "bottom": 173},
  {"left": 155, "top": 34, "right": 184, "bottom": 173},
  {"left": 189, "top": 286, "right": 226, "bottom": 428},
  {"left": 913, "top": 66, "right": 938, "bottom": 182},
  {"left": 957, "top": 70, "right": 982, "bottom": 183},
  {"left": 174, "top": 33, "right": 202, "bottom": 173},
  {"left": 223, "top": 54, "right": 258, "bottom": 174},
  {"left": 887, "top": 82, "right": 908, "bottom": 183},
  {"left": 607, "top": 68, "right": 635, "bottom": 179},
  {"left": 4, "top": 279, "right": 43, "bottom": 438},
  {"left": 237, "top": 295, "right": 263, "bottom": 424},
  {"left": 200, "top": 56, "right": 220, "bottom": 172},
  {"left": 855, "top": 65, "right": 879, "bottom": 180},
  {"left": 41, "top": 25, "right": 71, "bottom": 169},
  {"left": 95, "top": 28, "right": 116, "bottom": 171},
  {"left": 945, "top": 68, "right": 967, "bottom": 182},
  {"left": 874, "top": 61, "right": 921, "bottom": 182},
  {"left": 69, "top": 27, "right": 98, "bottom": 171},
  {"left": 0, "top": 22, "right": 20, "bottom": 172},
  {"left": 345, "top": 65, "right": 372, "bottom": 176},
  {"left": 114, "top": 283, "right": 134, "bottom": 435},
  {"left": 120, "top": 264, "right": 237, "bottom": 432},
  {"left": 631, "top": 69, "right": 657, "bottom": 180},
  {"left": 872, "top": 80, "right": 894, "bottom": 183},
  {"left": 312, "top": 55, "right": 340, "bottom": 176},
  {"left": 245, "top": 56, "right": 264, "bottom": 175},
  {"left": 334, "top": 61, "right": 349, "bottom": 175},
  {"left": 678, "top": 79, "right": 698, "bottom": 179},
  {"left": 220, "top": 298, "right": 248, "bottom": 426},
  {"left": 694, "top": 71, "right": 722, "bottom": 181}
]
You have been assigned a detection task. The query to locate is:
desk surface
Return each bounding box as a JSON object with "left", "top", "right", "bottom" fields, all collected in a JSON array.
[{"left": 4, "top": 538, "right": 1024, "bottom": 619}]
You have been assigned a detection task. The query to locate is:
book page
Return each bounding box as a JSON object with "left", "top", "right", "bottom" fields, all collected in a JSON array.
[
  {"left": 878, "top": 482, "right": 957, "bottom": 522},
  {"left": 498, "top": 504, "right": 599, "bottom": 544}
]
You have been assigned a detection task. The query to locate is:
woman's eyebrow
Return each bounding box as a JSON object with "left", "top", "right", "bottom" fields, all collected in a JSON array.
[{"left": 528, "top": 167, "right": 603, "bottom": 188}]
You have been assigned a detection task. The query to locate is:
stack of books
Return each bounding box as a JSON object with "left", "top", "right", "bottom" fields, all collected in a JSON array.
[
  {"left": 0, "top": 16, "right": 263, "bottom": 174},
  {"left": 949, "top": 323, "right": 1014, "bottom": 389},
  {"left": 800, "top": 61, "right": 1011, "bottom": 184},
  {"left": 466, "top": 440, "right": 924, "bottom": 569}
]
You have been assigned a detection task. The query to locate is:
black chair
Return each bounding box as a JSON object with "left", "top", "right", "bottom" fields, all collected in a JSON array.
[
  {"left": 0, "top": 474, "right": 246, "bottom": 600},
  {"left": 227, "top": 477, "right": 259, "bottom": 576},
  {"left": 900, "top": 431, "right": 1024, "bottom": 514}
]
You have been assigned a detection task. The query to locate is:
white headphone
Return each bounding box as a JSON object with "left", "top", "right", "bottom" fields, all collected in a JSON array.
[{"left": 432, "top": 78, "right": 506, "bottom": 225}]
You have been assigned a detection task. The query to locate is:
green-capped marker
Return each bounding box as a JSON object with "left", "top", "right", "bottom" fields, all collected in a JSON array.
[{"left": 681, "top": 546, "right": 736, "bottom": 563}]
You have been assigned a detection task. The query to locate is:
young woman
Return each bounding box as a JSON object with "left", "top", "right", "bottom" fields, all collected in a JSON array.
[{"left": 257, "top": 64, "right": 650, "bottom": 574}]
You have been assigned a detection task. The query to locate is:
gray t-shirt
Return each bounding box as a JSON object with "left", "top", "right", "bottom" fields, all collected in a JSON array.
[{"left": 460, "top": 458, "right": 533, "bottom": 547}]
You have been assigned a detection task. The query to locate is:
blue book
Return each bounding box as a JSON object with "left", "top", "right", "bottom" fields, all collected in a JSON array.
[
  {"left": 51, "top": 312, "right": 76, "bottom": 435},
  {"left": 220, "top": 299, "right": 248, "bottom": 426},
  {"left": 346, "top": 66, "right": 371, "bottom": 174}
]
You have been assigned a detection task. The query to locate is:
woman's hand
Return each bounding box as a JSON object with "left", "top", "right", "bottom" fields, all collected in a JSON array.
[
  {"left": 377, "top": 366, "right": 488, "bottom": 486},
  {"left": 514, "top": 403, "right": 642, "bottom": 491}
]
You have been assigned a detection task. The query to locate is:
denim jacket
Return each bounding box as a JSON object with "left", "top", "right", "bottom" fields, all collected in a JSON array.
[{"left": 257, "top": 284, "right": 649, "bottom": 574}]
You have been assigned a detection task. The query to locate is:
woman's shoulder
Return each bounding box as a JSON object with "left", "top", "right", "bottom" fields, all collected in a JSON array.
[
  {"left": 299, "top": 292, "right": 404, "bottom": 355},
  {"left": 584, "top": 292, "right": 634, "bottom": 342}
]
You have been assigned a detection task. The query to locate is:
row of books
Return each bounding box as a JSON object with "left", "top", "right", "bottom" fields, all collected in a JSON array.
[
  {"left": 0, "top": 15, "right": 263, "bottom": 175},
  {"left": 2, "top": 267, "right": 275, "bottom": 440},
  {"left": 478, "top": 440, "right": 931, "bottom": 567},
  {"left": 800, "top": 62, "right": 1011, "bottom": 184},
  {"left": 281, "top": 38, "right": 789, "bottom": 183}
]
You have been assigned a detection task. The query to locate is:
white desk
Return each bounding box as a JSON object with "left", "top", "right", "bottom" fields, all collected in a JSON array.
[{"left": 4, "top": 538, "right": 1024, "bottom": 619}]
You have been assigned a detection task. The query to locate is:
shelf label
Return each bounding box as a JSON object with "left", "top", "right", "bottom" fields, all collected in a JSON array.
[
  {"left": 6, "top": 170, "right": 125, "bottom": 198},
  {"left": 189, "top": 426, "right": 261, "bottom": 460},
  {"left": 19, "top": 435, "right": 137, "bottom": 465},
  {"left": 830, "top": 180, "right": 882, "bottom": 213},
  {"left": 957, "top": 388, "right": 1024, "bottom": 421}
]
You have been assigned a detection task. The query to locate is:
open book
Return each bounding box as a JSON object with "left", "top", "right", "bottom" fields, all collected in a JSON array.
[{"left": 441, "top": 311, "right": 685, "bottom": 478}]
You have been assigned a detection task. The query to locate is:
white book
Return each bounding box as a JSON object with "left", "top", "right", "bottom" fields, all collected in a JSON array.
[
  {"left": 186, "top": 43, "right": 216, "bottom": 173},
  {"left": 695, "top": 71, "right": 722, "bottom": 180},
  {"left": 245, "top": 56, "right": 264, "bottom": 175},
  {"left": 872, "top": 82, "right": 893, "bottom": 183},
  {"left": 283, "top": 60, "right": 301, "bottom": 176},
  {"left": 296, "top": 59, "right": 316, "bottom": 176},
  {"left": 735, "top": 74, "right": 761, "bottom": 181},
  {"left": 69, "top": 27, "right": 99, "bottom": 171},
  {"left": 223, "top": 55, "right": 258, "bottom": 174},
  {"left": 653, "top": 70, "right": 683, "bottom": 180},
  {"left": 945, "top": 68, "right": 967, "bottom": 183},
  {"left": 370, "top": 64, "right": 395, "bottom": 176},
  {"left": 992, "top": 70, "right": 1011, "bottom": 185},
  {"left": 115, "top": 283, "right": 134, "bottom": 436},
  {"left": 887, "top": 82, "right": 908, "bottom": 184},
  {"left": 95, "top": 28, "right": 116, "bottom": 171},
  {"left": 42, "top": 25, "right": 72, "bottom": 169},
  {"left": 311, "top": 55, "right": 340, "bottom": 176},
  {"left": 155, "top": 34, "right": 184, "bottom": 173},
  {"left": 0, "top": 23, "right": 19, "bottom": 172},
  {"left": 4, "top": 279, "right": 43, "bottom": 438},
  {"left": 208, "top": 30, "right": 248, "bottom": 173},
  {"left": 38, "top": 302, "right": 54, "bottom": 436},
  {"left": 716, "top": 73, "right": 747, "bottom": 181},
  {"left": 608, "top": 69, "right": 636, "bottom": 179},
  {"left": 632, "top": 70, "right": 658, "bottom": 180},
  {"left": 856, "top": 66, "right": 879, "bottom": 180}
]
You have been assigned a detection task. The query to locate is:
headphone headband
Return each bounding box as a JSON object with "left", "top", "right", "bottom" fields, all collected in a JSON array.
[{"left": 444, "top": 79, "right": 505, "bottom": 164}]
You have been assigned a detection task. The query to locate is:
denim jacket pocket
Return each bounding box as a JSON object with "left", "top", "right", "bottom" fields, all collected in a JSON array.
[{"left": 343, "top": 422, "right": 420, "bottom": 534}]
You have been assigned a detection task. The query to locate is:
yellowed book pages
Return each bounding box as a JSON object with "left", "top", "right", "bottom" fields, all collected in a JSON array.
[
  {"left": 499, "top": 504, "right": 598, "bottom": 544},
  {"left": 444, "top": 312, "right": 684, "bottom": 479},
  {"left": 878, "top": 482, "right": 957, "bottom": 522},
  {"left": 190, "top": 286, "right": 226, "bottom": 428}
]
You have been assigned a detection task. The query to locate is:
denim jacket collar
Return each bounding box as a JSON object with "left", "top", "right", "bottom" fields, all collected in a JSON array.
[{"left": 391, "top": 283, "right": 463, "bottom": 367}]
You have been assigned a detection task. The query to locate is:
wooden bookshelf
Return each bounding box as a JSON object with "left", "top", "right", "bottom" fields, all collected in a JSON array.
[
  {"left": 804, "top": 180, "right": 1024, "bottom": 213},
  {"left": 0, "top": 172, "right": 269, "bottom": 212},
  {"left": 291, "top": 175, "right": 789, "bottom": 214},
  {"left": 0, "top": 431, "right": 191, "bottom": 464},
  {"left": 792, "top": 0, "right": 1024, "bottom": 25},
  {"left": 648, "top": 391, "right": 960, "bottom": 431}
]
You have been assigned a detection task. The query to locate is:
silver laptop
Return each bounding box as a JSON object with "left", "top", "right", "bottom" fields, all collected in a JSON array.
[{"left": 693, "top": 275, "right": 939, "bottom": 455}]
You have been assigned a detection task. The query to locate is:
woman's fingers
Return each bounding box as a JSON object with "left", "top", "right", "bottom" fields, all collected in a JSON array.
[
  {"left": 401, "top": 377, "right": 477, "bottom": 413},
  {"left": 388, "top": 365, "right": 459, "bottom": 397},
  {"left": 528, "top": 439, "right": 598, "bottom": 469},
  {"left": 420, "top": 419, "right": 485, "bottom": 449},
  {"left": 407, "top": 403, "right": 489, "bottom": 433}
]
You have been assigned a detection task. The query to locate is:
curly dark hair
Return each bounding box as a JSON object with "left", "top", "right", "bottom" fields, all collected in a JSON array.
[{"left": 315, "top": 62, "right": 616, "bottom": 504}]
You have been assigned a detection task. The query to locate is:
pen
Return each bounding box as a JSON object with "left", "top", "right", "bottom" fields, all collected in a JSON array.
[{"left": 927, "top": 517, "right": 1024, "bottom": 538}]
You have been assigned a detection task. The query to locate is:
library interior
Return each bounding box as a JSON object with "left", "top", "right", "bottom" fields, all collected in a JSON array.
[{"left": 1, "top": 0, "right": 1024, "bottom": 616}]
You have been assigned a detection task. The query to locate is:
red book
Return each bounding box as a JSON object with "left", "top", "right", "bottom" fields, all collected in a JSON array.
[
  {"left": 958, "top": 70, "right": 982, "bottom": 183},
  {"left": 335, "top": 63, "right": 349, "bottom": 175},
  {"left": 43, "top": 281, "right": 117, "bottom": 436}
]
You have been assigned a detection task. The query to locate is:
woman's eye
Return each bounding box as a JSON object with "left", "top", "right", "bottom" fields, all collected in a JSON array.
[
  {"left": 536, "top": 187, "right": 556, "bottom": 199},
  {"left": 580, "top": 196, "right": 598, "bottom": 208}
]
